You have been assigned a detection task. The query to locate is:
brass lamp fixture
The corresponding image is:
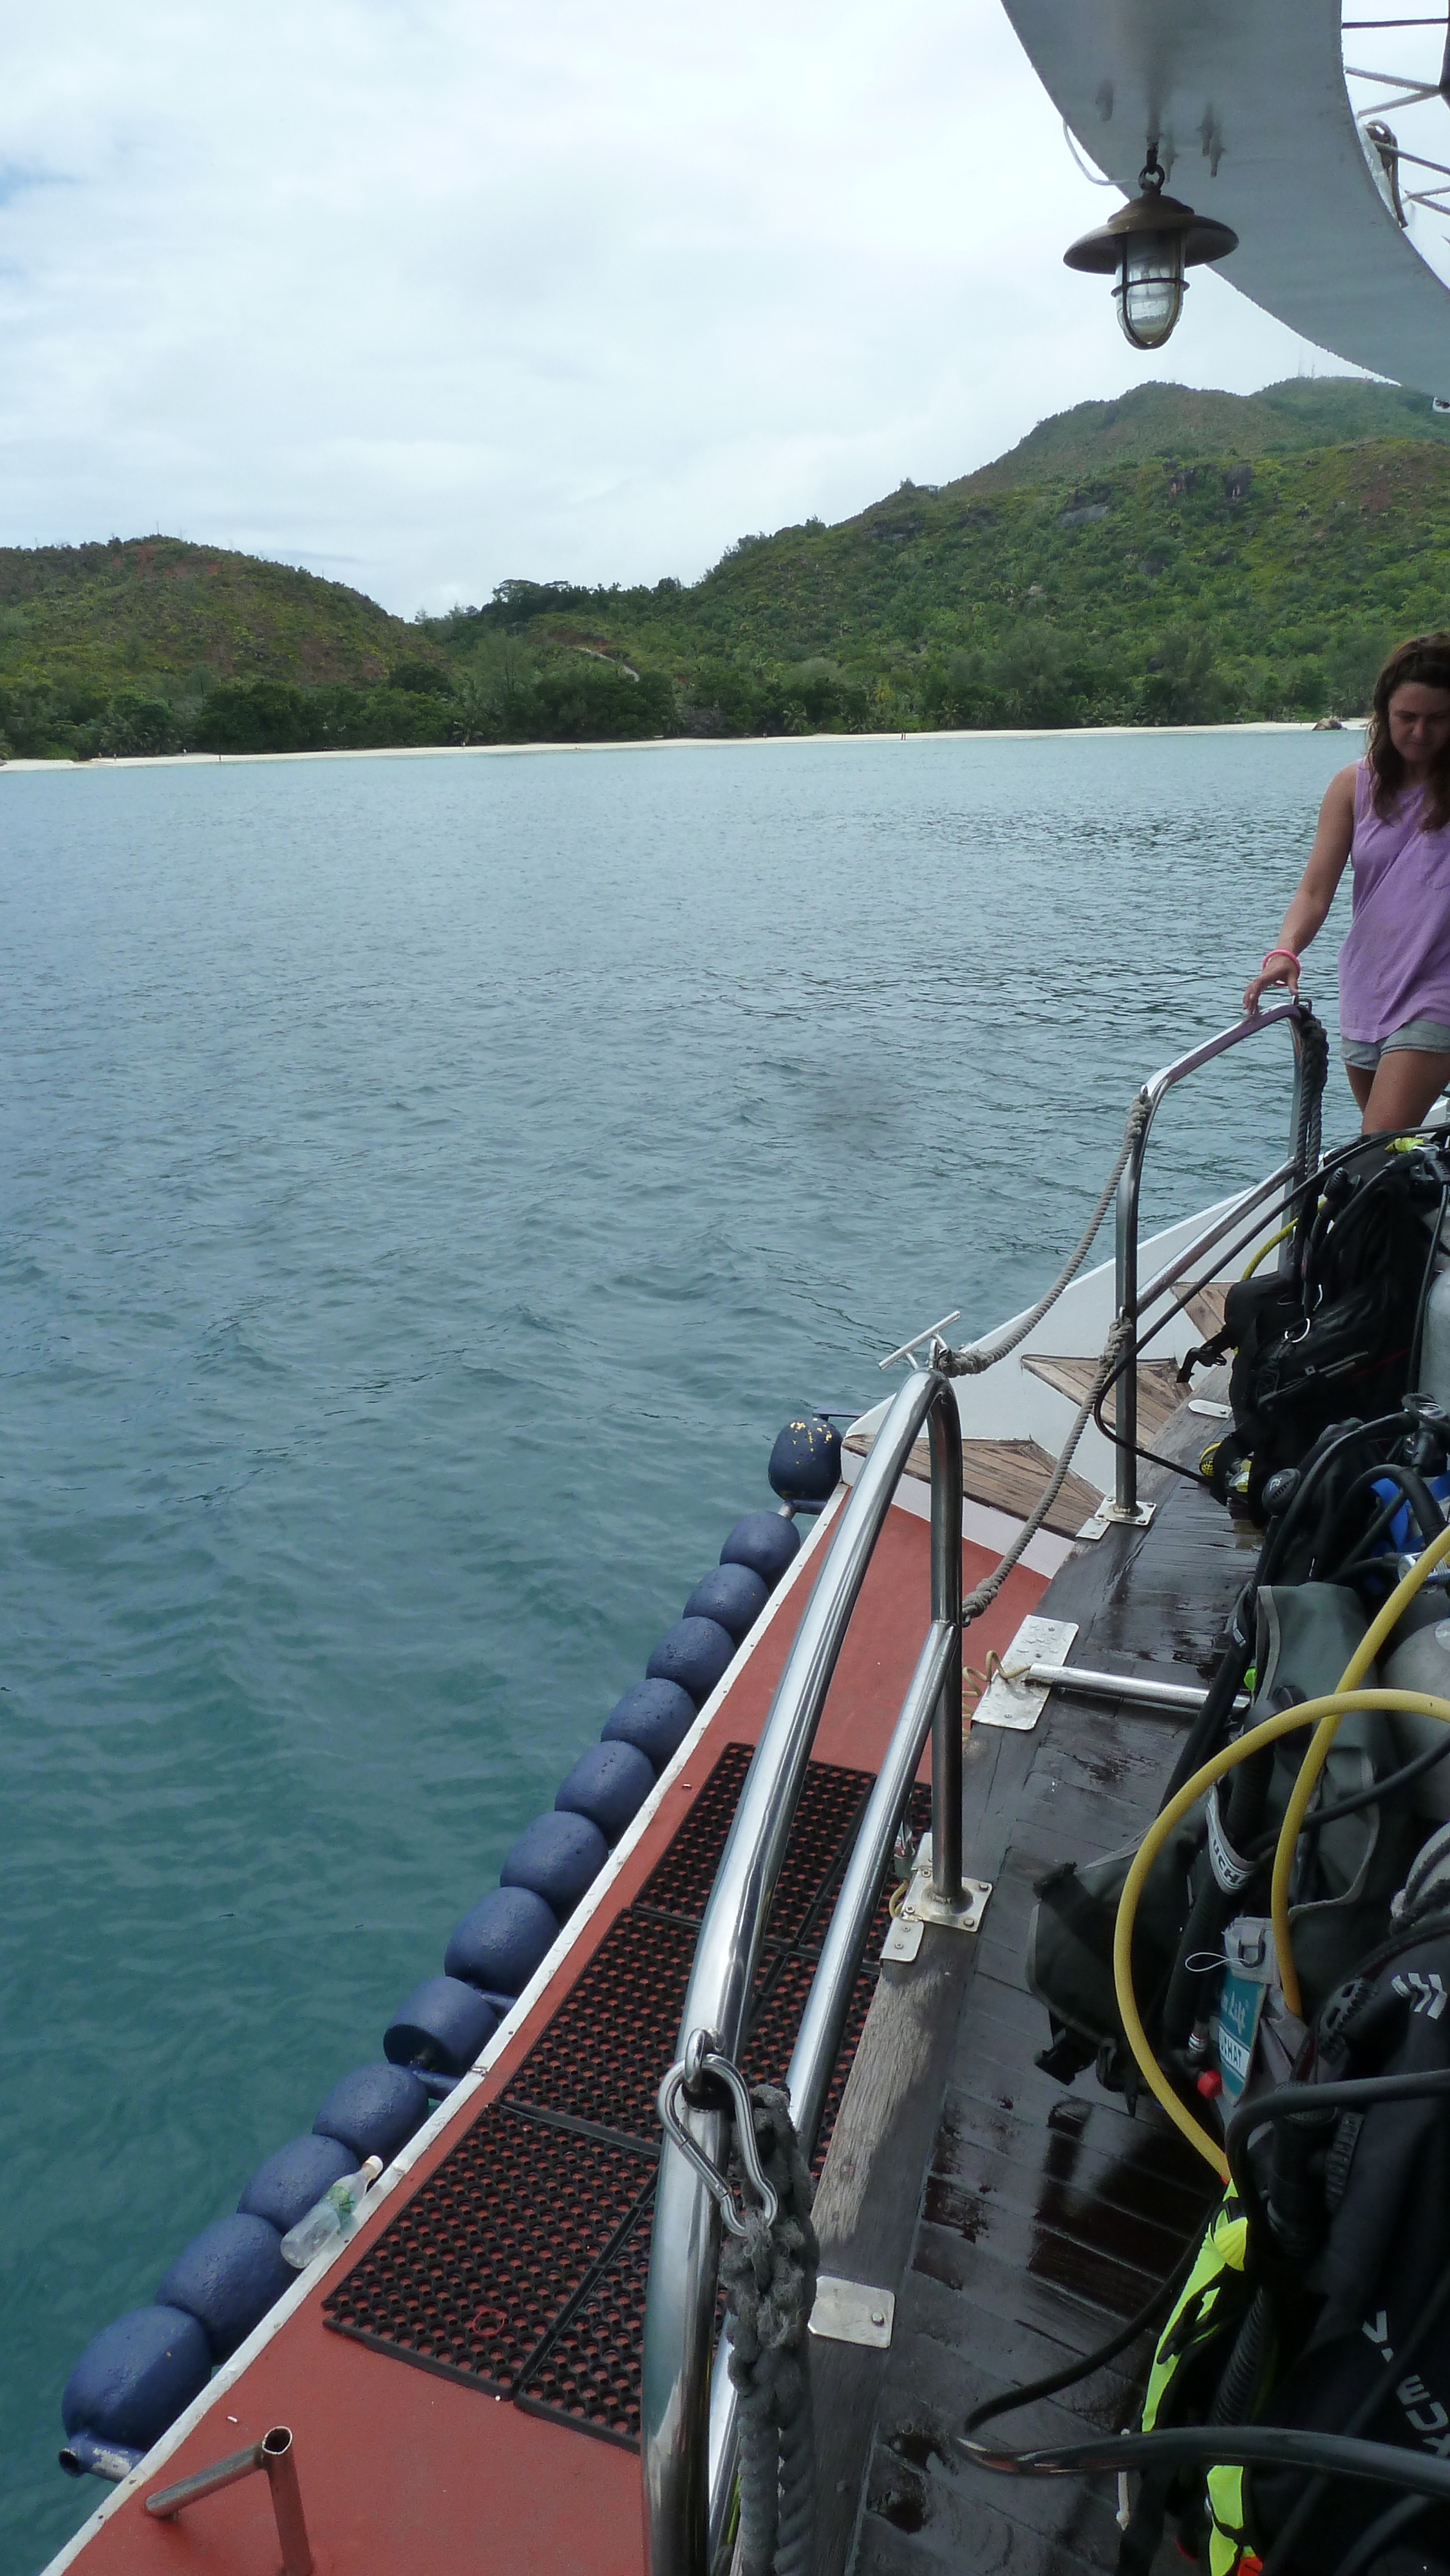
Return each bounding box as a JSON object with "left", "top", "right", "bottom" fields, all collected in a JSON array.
[{"left": 1064, "top": 147, "right": 1238, "bottom": 349}]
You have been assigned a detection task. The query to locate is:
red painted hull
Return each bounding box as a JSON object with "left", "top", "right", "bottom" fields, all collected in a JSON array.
[{"left": 53, "top": 1501, "right": 1045, "bottom": 2576}]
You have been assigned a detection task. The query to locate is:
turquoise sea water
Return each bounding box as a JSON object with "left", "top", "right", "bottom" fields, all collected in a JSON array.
[{"left": 1, "top": 730, "right": 1357, "bottom": 2570}]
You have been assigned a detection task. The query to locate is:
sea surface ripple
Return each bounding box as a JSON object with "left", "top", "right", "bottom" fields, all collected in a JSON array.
[{"left": 1, "top": 729, "right": 1355, "bottom": 2568}]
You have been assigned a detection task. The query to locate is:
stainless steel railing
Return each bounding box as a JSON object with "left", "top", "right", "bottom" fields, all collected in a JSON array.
[
  {"left": 641, "top": 1362, "right": 965, "bottom": 2576},
  {"left": 1111, "top": 999, "right": 1322, "bottom": 1522}
]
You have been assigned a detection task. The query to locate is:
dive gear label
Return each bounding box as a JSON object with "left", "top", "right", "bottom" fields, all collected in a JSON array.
[{"left": 1217, "top": 1918, "right": 1272, "bottom": 2106}]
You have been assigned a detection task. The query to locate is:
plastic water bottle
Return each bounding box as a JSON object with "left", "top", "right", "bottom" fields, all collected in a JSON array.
[{"left": 279, "top": 2155, "right": 383, "bottom": 2269}]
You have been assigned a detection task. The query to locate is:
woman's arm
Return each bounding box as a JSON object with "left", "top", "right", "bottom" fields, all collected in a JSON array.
[{"left": 1243, "top": 764, "right": 1357, "bottom": 1012}]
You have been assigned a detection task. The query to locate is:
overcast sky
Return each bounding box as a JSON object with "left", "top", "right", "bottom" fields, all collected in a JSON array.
[{"left": 2, "top": 1, "right": 1348, "bottom": 616}]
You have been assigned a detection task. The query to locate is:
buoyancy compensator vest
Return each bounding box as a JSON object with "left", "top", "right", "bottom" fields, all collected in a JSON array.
[
  {"left": 1138, "top": 1887, "right": 1450, "bottom": 2576},
  {"left": 1026, "top": 1583, "right": 1420, "bottom": 2099},
  {"left": 1183, "top": 1139, "right": 1449, "bottom": 1520}
]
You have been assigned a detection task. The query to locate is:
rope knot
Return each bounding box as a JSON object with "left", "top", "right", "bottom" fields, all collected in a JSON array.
[{"left": 718, "top": 2080, "right": 820, "bottom": 2576}]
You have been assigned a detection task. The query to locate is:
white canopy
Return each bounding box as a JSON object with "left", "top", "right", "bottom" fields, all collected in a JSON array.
[{"left": 1003, "top": 0, "right": 1450, "bottom": 393}]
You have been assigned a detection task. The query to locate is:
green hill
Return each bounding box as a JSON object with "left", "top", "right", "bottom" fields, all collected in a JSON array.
[
  {"left": 957, "top": 375, "right": 1450, "bottom": 492},
  {"left": 0, "top": 536, "right": 451, "bottom": 759},
  {"left": 5, "top": 378, "right": 1450, "bottom": 757}
]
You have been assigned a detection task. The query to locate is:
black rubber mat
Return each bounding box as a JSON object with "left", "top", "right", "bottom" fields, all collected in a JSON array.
[{"left": 326, "top": 1739, "right": 929, "bottom": 2448}]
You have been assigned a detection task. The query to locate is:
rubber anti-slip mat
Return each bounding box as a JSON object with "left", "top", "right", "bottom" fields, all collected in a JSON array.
[{"left": 325, "top": 1741, "right": 926, "bottom": 2447}]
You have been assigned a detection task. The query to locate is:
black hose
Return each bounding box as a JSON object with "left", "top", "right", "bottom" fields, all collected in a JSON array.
[
  {"left": 1225, "top": 2071, "right": 1450, "bottom": 2239},
  {"left": 1161, "top": 1870, "right": 1243, "bottom": 2050},
  {"left": 1089, "top": 1344, "right": 1205, "bottom": 1486},
  {"left": 961, "top": 2220, "right": 1210, "bottom": 2433},
  {"left": 1209, "top": 2286, "right": 1274, "bottom": 2427},
  {"left": 1314, "top": 1462, "right": 1448, "bottom": 1584},
  {"left": 1159, "top": 1620, "right": 1256, "bottom": 1811},
  {"left": 1335, "top": 1475, "right": 1448, "bottom": 1583},
  {"left": 956, "top": 2421, "right": 1450, "bottom": 2510},
  {"left": 1245, "top": 1724, "right": 1450, "bottom": 1853},
  {"left": 1257, "top": 1413, "right": 1420, "bottom": 1589},
  {"left": 1258, "top": 2245, "right": 1450, "bottom": 2576},
  {"left": 1336, "top": 1505, "right": 1431, "bottom": 1590}
]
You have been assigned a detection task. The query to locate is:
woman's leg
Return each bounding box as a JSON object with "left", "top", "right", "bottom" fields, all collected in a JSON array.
[
  {"left": 1360, "top": 1048, "right": 1450, "bottom": 1132},
  {"left": 1346, "top": 1064, "right": 1374, "bottom": 1116}
]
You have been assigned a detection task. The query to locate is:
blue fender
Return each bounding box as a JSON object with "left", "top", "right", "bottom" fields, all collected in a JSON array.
[
  {"left": 683, "top": 1563, "right": 769, "bottom": 1642},
  {"left": 768, "top": 1412, "right": 841, "bottom": 1504},
  {"left": 554, "top": 1740, "right": 655, "bottom": 1842},
  {"left": 383, "top": 1976, "right": 498, "bottom": 2077},
  {"left": 601, "top": 1678, "right": 697, "bottom": 1772},
  {"left": 500, "top": 1811, "right": 608, "bottom": 1917},
  {"left": 444, "top": 1886, "right": 558, "bottom": 1996},
  {"left": 156, "top": 2215, "right": 292, "bottom": 2362},
  {"left": 313, "top": 2063, "right": 430, "bottom": 2164},
  {"left": 61, "top": 2304, "right": 211, "bottom": 2454},
  {"left": 720, "top": 1510, "right": 801, "bottom": 1589},
  {"left": 238, "top": 2134, "right": 355, "bottom": 2234},
  {"left": 646, "top": 1616, "right": 735, "bottom": 1706}
]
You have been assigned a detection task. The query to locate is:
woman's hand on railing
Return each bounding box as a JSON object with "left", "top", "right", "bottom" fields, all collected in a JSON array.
[{"left": 1243, "top": 948, "right": 1301, "bottom": 1014}]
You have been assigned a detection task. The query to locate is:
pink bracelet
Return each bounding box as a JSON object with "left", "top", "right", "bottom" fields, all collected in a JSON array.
[{"left": 1261, "top": 947, "right": 1299, "bottom": 970}]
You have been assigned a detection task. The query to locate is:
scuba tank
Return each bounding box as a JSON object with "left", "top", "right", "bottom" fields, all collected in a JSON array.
[{"left": 1384, "top": 1603, "right": 1450, "bottom": 1824}]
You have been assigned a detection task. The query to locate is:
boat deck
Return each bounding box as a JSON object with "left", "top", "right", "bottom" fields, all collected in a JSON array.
[
  {"left": 48, "top": 1497, "right": 1051, "bottom": 2576},
  {"left": 838, "top": 1387, "right": 1251, "bottom": 2576},
  {"left": 48, "top": 1356, "right": 1255, "bottom": 2576}
]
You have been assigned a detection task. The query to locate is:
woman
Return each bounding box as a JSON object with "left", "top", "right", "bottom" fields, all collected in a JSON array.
[{"left": 1244, "top": 633, "right": 1450, "bottom": 1132}]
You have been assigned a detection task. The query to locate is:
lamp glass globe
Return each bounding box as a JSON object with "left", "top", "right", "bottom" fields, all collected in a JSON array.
[{"left": 1115, "top": 232, "right": 1185, "bottom": 350}]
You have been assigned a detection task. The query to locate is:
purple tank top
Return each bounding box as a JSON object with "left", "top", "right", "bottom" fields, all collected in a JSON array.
[{"left": 1338, "top": 758, "right": 1450, "bottom": 1041}]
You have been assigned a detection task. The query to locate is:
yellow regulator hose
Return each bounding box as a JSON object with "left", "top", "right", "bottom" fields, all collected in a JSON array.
[
  {"left": 1113, "top": 1685, "right": 1450, "bottom": 2177},
  {"left": 1270, "top": 1519, "right": 1450, "bottom": 2019},
  {"left": 1239, "top": 1220, "right": 1296, "bottom": 1282}
]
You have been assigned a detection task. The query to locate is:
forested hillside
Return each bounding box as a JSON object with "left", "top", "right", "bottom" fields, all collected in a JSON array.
[{"left": 5, "top": 378, "right": 1450, "bottom": 757}]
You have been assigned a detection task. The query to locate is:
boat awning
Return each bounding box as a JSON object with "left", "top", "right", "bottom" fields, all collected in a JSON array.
[{"left": 1001, "top": 0, "right": 1450, "bottom": 395}]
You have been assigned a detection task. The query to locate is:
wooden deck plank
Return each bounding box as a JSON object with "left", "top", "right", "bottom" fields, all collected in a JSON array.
[
  {"left": 858, "top": 2491, "right": 1113, "bottom": 2576},
  {"left": 898, "top": 2268, "right": 1152, "bottom": 2430},
  {"left": 1020, "top": 1352, "right": 1186, "bottom": 1439},
  {"left": 842, "top": 1427, "right": 1102, "bottom": 1540},
  {"left": 808, "top": 1922, "right": 981, "bottom": 2576},
  {"left": 1175, "top": 1282, "right": 1229, "bottom": 1338}
]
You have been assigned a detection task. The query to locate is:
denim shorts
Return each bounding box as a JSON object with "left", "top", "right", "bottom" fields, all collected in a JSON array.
[{"left": 1342, "top": 1016, "right": 1450, "bottom": 1069}]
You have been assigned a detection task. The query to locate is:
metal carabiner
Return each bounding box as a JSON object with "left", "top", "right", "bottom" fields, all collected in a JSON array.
[{"left": 656, "top": 2034, "right": 780, "bottom": 2235}]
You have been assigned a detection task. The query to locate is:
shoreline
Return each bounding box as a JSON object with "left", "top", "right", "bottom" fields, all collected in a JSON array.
[{"left": 0, "top": 717, "right": 1363, "bottom": 776}]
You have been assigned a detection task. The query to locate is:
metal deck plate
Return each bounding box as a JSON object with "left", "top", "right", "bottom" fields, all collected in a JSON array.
[
  {"left": 972, "top": 1615, "right": 1079, "bottom": 1732},
  {"left": 810, "top": 2277, "right": 896, "bottom": 2349}
]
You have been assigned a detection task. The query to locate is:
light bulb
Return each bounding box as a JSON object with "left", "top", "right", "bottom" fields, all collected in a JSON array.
[{"left": 1115, "top": 231, "right": 1186, "bottom": 350}]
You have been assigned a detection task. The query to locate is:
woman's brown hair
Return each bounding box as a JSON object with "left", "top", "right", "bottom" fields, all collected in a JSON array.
[{"left": 1366, "top": 631, "right": 1450, "bottom": 826}]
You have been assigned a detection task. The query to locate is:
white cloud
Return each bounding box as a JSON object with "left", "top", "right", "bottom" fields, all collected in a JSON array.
[{"left": 0, "top": 0, "right": 1347, "bottom": 614}]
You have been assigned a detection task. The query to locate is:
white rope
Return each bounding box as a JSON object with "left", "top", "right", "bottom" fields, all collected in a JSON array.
[{"left": 952, "top": 1097, "right": 1151, "bottom": 1376}]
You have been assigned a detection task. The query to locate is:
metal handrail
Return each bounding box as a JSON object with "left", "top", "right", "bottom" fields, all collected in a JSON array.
[
  {"left": 641, "top": 1363, "right": 965, "bottom": 2576},
  {"left": 1112, "top": 998, "right": 1319, "bottom": 1519}
]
